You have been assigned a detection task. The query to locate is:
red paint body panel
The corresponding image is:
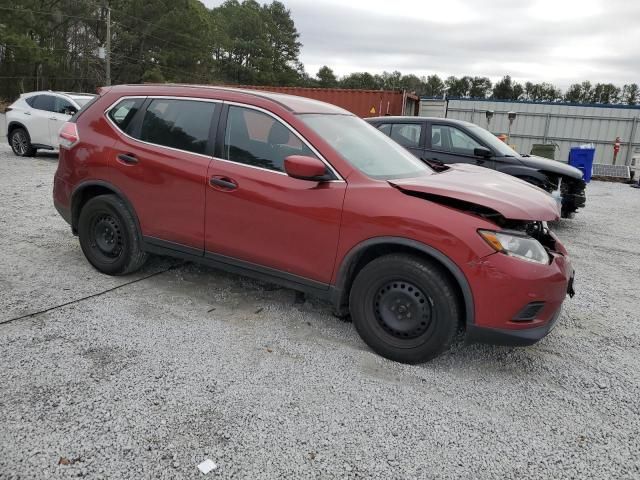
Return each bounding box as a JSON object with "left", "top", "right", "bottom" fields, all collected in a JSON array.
[
  {"left": 53, "top": 83, "right": 573, "bottom": 343},
  {"left": 390, "top": 163, "right": 561, "bottom": 221},
  {"left": 110, "top": 136, "right": 209, "bottom": 249},
  {"left": 205, "top": 159, "right": 345, "bottom": 283}
]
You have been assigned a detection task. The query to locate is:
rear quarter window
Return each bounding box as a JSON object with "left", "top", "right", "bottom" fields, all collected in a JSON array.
[
  {"left": 107, "top": 98, "right": 145, "bottom": 133},
  {"left": 32, "top": 95, "right": 56, "bottom": 111},
  {"left": 25, "top": 96, "right": 39, "bottom": 107}
]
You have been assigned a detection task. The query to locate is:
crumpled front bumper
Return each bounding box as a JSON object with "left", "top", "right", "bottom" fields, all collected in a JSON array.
[{"left": 464, "top": 247, "right": 574, "bottom": 346}]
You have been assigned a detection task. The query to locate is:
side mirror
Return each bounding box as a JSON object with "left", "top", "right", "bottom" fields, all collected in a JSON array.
[
  {"left": 284, "top": 155, "right": 327, "bottom": 181},
  {"left": 474, "top": 147, "right": 492, "bottom": 158},
  {"left": 63, "top": 107, "right": 77, "bottom": 116}
]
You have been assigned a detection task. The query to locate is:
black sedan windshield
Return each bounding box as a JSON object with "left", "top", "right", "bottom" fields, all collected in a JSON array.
[
  {"left": 466, "top": 124, "right": 520, "bottom": 157},
  {"left": 300, "top": 114, "right": 432, "bottom": 179}
]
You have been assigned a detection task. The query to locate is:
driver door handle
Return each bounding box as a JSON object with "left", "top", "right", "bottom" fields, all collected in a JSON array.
[
  {"left": 209, "top": 176, "right": 238, "bottom": 190},
  {"left": 117, "top": 153, "right": 139, "bottom": 165}
]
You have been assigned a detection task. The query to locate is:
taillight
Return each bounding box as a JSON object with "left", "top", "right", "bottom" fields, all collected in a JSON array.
[{"left": 59, "top": 122, "right": 79, "bottom": 149}]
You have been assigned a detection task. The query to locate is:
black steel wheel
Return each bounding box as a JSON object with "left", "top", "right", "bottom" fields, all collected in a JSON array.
[
  {"left": 89, "top": 213, "right": 125, "bottom": 262},
  {"left": 78, "top": 194, "right": 148, "bottom": 275},
  {"left": 9, "top": 128, "right": 36, "bottom": 157},
  {"left": 374, "top": 280, "right": 433, "bottom": 340},
  {"left": 349, "top": 254, "right": 461, "bottom": 363}
]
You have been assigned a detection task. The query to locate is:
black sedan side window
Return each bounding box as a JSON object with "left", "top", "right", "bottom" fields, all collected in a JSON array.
[
  {"left": 431, "top": 125, "right": 483, "bottom": 155},
  {"left": 377, "top": 123, "right": 422, "bottom": 148}
]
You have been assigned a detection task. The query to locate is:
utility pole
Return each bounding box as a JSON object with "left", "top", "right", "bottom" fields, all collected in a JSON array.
[{"left": 105, "top": 5, "right": 111, "bottom": 86}]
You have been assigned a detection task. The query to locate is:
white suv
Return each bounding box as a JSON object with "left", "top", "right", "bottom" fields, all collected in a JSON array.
[{"left": 5, "top": 91, "right": 95, "bottom": 156}]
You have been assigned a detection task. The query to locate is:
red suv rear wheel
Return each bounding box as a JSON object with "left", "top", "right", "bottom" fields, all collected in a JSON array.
[{"left": 77, "top": 194, "right": 147, "bottom": 275}]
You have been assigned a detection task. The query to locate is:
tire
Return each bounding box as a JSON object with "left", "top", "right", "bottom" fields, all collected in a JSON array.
[
  {"left": 9, "top": 127, "right": 36, "bottom": 157},
  {"left": 349, "top": 254, "right": 461, "bottom": 364},
  {"left": 78, "top": 194, "right": 148, "bottom": 275}
]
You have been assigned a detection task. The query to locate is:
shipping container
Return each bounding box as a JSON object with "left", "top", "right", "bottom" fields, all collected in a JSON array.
[
  {"left": 434, "top": 98, "right": 640, "bottom": 166},
  {"left": 234, "top": 86, "right": 419, "bottom": 118}
]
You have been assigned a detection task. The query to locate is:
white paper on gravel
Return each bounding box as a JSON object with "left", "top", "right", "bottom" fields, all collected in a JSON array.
[{"left": 198, "top": 459, "right": 218, "bottom": 474}]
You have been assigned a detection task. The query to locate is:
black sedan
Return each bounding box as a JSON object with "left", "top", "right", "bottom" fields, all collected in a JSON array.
[{"left": 366, "top": 116, "right": 586, "bottom": 217}]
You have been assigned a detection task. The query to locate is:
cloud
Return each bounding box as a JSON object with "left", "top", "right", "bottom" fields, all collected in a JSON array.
[{"left": 201, "top": 0, "right": 640, "bottom": 88}]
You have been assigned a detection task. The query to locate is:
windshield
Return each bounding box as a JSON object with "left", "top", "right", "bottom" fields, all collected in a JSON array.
[
  {"left": 466, "top": 124, "right": 520, "bottom": 157},
  {"left": 299, "top": 114, "right": 432, "bottom": 179}
]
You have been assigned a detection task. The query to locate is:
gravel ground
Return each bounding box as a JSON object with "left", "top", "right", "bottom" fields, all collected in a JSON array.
[{"left": 1, "top": 142, "right": 639, "bottom": 479}]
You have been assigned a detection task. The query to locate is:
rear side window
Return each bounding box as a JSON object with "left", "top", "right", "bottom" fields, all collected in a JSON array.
[
  {"left": 108, "top": 98, "right": 144, "bottom": 134},
  {"left": 53, "top": 97, "right": 77, "bottom": 115},
  {"left": 25, "top": 96, "right": 39, "bottom": 107},
  {"left": 377, "top": 124, "right": 392, "bottom": 135},
  {"left": 377, "top": 123, "right": 422, "bottom": 148},
  {"left": 222, "top": 106, "right": 316, "bottom": 172},
  {"left": 390, "top": 124, "right": 422, "bottom": 148},
  {"left": 32, "top": 95, "right": 56, "bottom": 112},
  {"left": 139, "top": 99, "right": 216, "bottom": 155}
]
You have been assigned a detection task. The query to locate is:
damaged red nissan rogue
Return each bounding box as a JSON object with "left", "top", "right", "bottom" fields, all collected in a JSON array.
[{"left": 53, "top": 84, "right": 574, "bottom": 363}]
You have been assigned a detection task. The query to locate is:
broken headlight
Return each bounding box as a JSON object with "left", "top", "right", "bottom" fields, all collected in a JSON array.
[{"left": 478, "top": 230, "right": 550, "bottom": 264}]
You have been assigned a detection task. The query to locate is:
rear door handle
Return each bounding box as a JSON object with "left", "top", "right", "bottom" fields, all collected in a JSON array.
[
  {"left": 209, "top": 176, "right": 237, "bottom": 190},
  {"left": 117, "top": 153, "right": 139, "bottom": 165},
  {"left": 23, "top": 111, "right": 31, "bottom": 116}
]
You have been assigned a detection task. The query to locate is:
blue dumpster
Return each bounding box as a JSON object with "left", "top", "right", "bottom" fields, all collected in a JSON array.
[{"left": 568, "top": 147, "right": 595, "bottom": 182}]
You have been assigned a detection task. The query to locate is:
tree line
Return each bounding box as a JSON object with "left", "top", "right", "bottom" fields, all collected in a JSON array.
[
  {"left": 312, "top": 68, "right": 640, "bottom": 106},
  {"left": 0, "top": 0, "right": 303, "bottom": 99},
  {"left": 1, "top": 0, "right": 638, "bottom": 106}
]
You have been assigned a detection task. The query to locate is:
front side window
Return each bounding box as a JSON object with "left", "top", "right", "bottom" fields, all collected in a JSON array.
[
  {"left": 301, "top": 114, "right": 432, "bottom": 180},
  {"left": 431, "top": 125, "right": 483, "bottom": 155},
  {"left": 32, "top": 95, "right": 56, "bottom": 112},
  {"left": 139, "top": 99, "right": 217, "bottom": 155},
  {"left": 108, "top": 98, "right": 144, "bottom": 134},
  {"left": 223, "top": 106, "right": 316, "bottom": 172}
]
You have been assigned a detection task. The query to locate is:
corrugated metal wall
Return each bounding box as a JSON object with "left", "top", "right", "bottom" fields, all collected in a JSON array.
[
  {"left": 441, "top": 99, "right": 640, "bottom": 165},
  {"left": 419, "top": 99, "right": 447, "bottom": 118}
]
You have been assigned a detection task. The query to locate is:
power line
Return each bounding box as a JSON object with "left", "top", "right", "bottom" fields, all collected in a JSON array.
[
  {"left": 0, "top": 76, "right": 97, "bottom": 80},
  {"left": 0, "top": 6, "right": 102, "bottom": 22},
  {"left": 2, "top": 45, "right": 98, "bottom": 52},
  {"left": 3, "top": 46, "right": 212, "bottom": 83},
  {"left": 0, "top": 6, "right": 210, "bottom": 57},
  {"left": 110, "top": 21, "right": 206, "bottom": 56},
  {"left": 84, "top": 0, "right": 208, "bottom": 42},
  {"left": 110, "top": 53, "right": 211, "bottom": 83}
]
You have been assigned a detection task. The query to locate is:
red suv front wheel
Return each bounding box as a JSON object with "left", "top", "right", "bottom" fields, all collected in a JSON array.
[{"left": 349, "top": 254, "right": 461, "bottom": 363}]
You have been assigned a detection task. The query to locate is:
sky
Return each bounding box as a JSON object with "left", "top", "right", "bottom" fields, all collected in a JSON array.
[{"left": 201, "top": 0, "right": 640, "bottom": 89}]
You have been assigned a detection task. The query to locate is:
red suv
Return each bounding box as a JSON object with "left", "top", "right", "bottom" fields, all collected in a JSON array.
[{"left": 53, "top": 84, "right": 574, "bottom": 363}]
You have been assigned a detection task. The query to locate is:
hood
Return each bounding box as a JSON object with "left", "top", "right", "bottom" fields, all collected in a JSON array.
[
  {"left": 389, "top": 163, "right": 560, "bottom": 221},
  {"left": 519, "top": 154, "right": 584, "bottom": 180}
]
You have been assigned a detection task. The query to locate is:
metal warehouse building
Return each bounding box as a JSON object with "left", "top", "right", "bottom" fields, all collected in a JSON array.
[{"left": 420, "top": 98, "right": 640, "bottom": 167}]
